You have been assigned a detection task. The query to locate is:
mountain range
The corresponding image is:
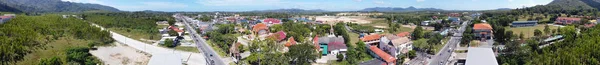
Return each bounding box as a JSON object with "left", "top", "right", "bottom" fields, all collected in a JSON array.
[
  {"left": 250, "top": 8, "right": 327, "bottom": 13},
  {"left": 545, "top": 0, "right": 600, "bottom": 10},
  {"left": 0, "top": 0, "right": 119, "bottom": 13},
  {"left": 360, "top": 6, "right": 444, "bottom": 12}
]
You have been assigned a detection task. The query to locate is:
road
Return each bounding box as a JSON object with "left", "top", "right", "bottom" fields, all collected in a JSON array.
[
  {"left": 174, "top": 14, "right": 227, "bottom": 65},
  {"left": 89, "top": 23, "right": 206, "bottom": 65},
  {"left": 429, "top": 21, "right": 469, "bottom": 65}
]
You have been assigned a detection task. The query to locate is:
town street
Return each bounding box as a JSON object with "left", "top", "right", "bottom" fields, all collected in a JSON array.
[
  {"left": 175, "top": 14, "right": 227, "bottom": 65},
  {"left": 429, "top": 20, "right": 469, "bottom": 65}
]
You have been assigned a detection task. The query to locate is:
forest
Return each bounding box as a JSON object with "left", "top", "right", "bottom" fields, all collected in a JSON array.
[
  {"left": 0, "top": 14, "right": 112, "bottom": 64},
  {"left": 82, "top": 12, "right": 174, "bottom": 40}
]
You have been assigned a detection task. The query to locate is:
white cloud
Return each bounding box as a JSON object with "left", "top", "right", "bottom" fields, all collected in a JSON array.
[
  {"left": 197, "top": 0, "right": 283, "bottom": 6},
  {"left": 373, "top": 1, "right": 391, "bottom": 5},
  {"left": 417, "top": 0, "right": 425, "bottom": 2}
]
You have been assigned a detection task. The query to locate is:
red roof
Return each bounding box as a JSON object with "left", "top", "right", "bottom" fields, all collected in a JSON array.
[
  {"left": 264, "top": 18, "right": 281, "bottom": 24},
  {"left": 269, "top": 31, "right": 286, "bottom": 41},
  {"left": 285, "top": 37, "right": 296, "bottom": 47},
  {"left": 556, "top": 17, "right": 581, "bottom": 21},
  {"left": 370, "top": 46, "right": 396, "bottom": 64},
  {"left": 0, "top": 16, "right": 11, "bottom": 19},
  {"left": 361, "top": 34, "right": 381, "bottom": 41},
  {"left": 396, "top": 32, "right": 410, "bottom": 37},
  {"left": 169, "top": 26, "right": 184, "bottom": 32},
  {"left": 313, "top": 35, "right": 320, "bottom": 49},
  {"left": 473, "top": 23, "right": 493, "bottom": 30},
  {"left": 253, "top": 23, "right": 268, "bottom": 32}
]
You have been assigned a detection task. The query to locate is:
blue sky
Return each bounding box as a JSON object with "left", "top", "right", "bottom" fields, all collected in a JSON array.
[{"left": 62, "top": 0, "right": 553, "bottom": 12}]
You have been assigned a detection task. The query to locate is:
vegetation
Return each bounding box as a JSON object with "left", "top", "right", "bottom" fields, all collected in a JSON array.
[
  {"left": 0, "top": 0, "right": 119, "bottom": 13},
  {"left": 285, "top": 44, "right": 318, "bottom": 65},
  {"left": 162, "top": 39, "right": 176, "bottom": 48},
  {"left": 83, "top": 12, "right": 172, "bottom": 40},
  {"left": 0, "top": 14, "right": 112, "bottom": 64},
  {"left": 65, "top": 47, "right": 101, "bottom": 65}
]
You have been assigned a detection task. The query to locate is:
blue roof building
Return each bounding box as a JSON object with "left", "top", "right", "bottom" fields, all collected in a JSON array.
[{"left": 511, "top": 21, "right": 538, "bottom": 27}]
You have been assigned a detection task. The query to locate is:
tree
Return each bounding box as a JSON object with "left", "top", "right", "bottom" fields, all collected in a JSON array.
[
  {"left": 413, "top": 39, "right": 429, "bottom": 51},
  {"left": 336, "top": 54, "right": 344, "bottom": 61},
  {"left": 38, "top": 56, "right": 63, "bottom": 65},
  {"left": 544, "top": 25, "right": 551, "bottom": 35},
  {"left": 269, "top": 24, "right": 285, "bottom": 33},
  {"left": 162, "top": 39, "right": 176, "bottom": 47},
  {"left": 408, "top": 50, "right": 417, "bottom": 59},
  {"left": 534, "top": 29, "right": 543, "bottom": 37},
  {"left": 411, "top": 26, "right": 424, "bottom": 40},
  {"left": 285, "top": 44, "right": 317, "bottom": 65},
  {"left": 168, "top": 30, "right": 179, "bottom": 36}
]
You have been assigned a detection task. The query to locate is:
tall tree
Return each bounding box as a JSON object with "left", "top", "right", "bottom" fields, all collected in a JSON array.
[
  {"left": 412, "top": 26, "right": 424, "bottom": 40},
  {"left": 285, "top": 44, "right": 317, "bottom": 65}
]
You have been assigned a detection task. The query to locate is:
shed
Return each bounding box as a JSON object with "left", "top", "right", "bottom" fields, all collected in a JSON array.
[{"left": 466, "top": 47, "right": 498, "bottom": 65}]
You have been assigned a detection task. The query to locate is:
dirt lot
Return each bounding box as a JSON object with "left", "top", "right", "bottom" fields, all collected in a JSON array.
[
  {"left": 316, "top": 16, "right": 375, "bottom": 25},
  {"left": 90, "top": 43, "right": 151, "bottom": 65}
]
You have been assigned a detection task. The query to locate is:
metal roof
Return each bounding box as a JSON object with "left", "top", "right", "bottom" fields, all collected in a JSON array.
[
  {"left": 466, "top": 47, "right": 498, "bottom": 65},
  {"left": 148, "top": 53, "right": 183, "bottom": 65}
]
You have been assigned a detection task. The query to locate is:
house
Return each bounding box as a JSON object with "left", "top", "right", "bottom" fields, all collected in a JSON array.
[
  {"left": 368, "top": 46, "right": 396, "bottom": 65},
  {"left": 388, "top": 35, "right": 411, "bottom": 55},
  {"left": 361, "top": 34, "right": 382, "bottom": 44},
  {"left": 597, "top": 18, "right": 599, "bottom": 24},
  {"left": 396, "top": 32, "right": 410, "bottom": 37},
  {"left": 263, "top": 18, "right": 281, "bottom": 26},
  {"left": 317, "top": 36, "right": 347, "bottom": 55},
  {"left": 465, "top": 47, "right": 498, "bottom": 65},
  {"left": 448, "top": 13, "right": 461, "bottom": 17},
  {"left": 511, "top": 21, "right": 538, "bottom": 27},
  {"left": 473, "top": 23, "right": 493, "bottom": 40},
  {"left": 448, "top": 17, "right": 461, "bottom": 24},
  {"left": 379, "top": 36, "right": 397, "bottom": 56},
  {"left": 229, "top": 42, "right": 242, "bottom": 63},
  {"left": 554, "top": 17, "right": 580, "bottom": 25},
  {"left": 285, "top": 37, "right": 296, "bottom": 47},
  {"left": 0, "top": 15, "right": 14, "bottom": 24},
  {"left": 252, "top": 23, "right": 269, "bottom": 35},
  {"left": 421, "top": 21, "right": 431, "bottom": 26},
  {"left": 168, "top": 26, "right": 184, "bottom": 36},
  {"left": 268, "top": 31, "right": 287, "bottom": 41}
]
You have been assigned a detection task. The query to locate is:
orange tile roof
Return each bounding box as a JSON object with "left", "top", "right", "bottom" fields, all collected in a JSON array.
[
  {"left": 361, "top": 34, "right": 381, "bottom": 41},
  {"left": 370, "top": 46, "right": 396, "bottom": 63},
  {"left": 253, "top": 23, "right": 268, "bottom": 32},
  {"left": 313, "top": 35, "right": 319, "bottom": 49},
  {"left": 396, "top": 32, "right": 410, "bottom": 37},
  {"left": 473, "top": 23, "right": 493, "bottom": 30},
  {"left": 285, "top": 37, "right": 296, "bottom": 47}
]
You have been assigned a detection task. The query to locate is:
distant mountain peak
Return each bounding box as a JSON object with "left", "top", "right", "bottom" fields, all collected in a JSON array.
[{"left": 0, "top": 0, "right": 120, "bottom": 13}]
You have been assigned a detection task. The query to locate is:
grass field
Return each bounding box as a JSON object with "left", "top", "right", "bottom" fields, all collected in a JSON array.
[
  {"left": 175, "top": 46, "right": 200, "bottom": 53},
  {"left": 347, "top": 31, "right": 359, "bottom": 47},
  {"left": 506, "top": 25, "right": 559, "bottom": 38},
  {"left": 15, "top": 37, "right": 91, "bottom": 65},
  {"left": 108, "top": 28, "right": 162, "bottom": 43}
]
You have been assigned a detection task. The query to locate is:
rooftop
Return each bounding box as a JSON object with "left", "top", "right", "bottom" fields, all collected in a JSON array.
[
  {"left": 263, "top": 18, "right": 281, "bottom": 24},
  {"left": 396, "top": 32, "right": 410, "bottom": 37},
  {"left": 361, "top": 34, "right": 382, "bottom": 41},
  {"left": 252, "top": 23, "right": 268, "bottom": 32},
  {"left": 148, "top": 53, "right": 182, "bottom": 65},
  {"left": 466, "top": 47, "right": 498, "bottom": 65},
  {"left": 370, "top": 46, "right": 396, "bottom": 63},
  {"left": 473, "top": 23, "right": 493, "bottom": 30}
]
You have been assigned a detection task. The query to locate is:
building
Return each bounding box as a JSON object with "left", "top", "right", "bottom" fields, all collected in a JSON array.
[
  {"left": 0, "top": 15, "right": 14, "bottom": 24},
  {"left": 285, "top": 37, "right": 297, "bottom": 47},
  {"left": 421, "top": 21, "right": 431, "bottom": 26},
  {"left": 448, "top": 17, "right": 461, "bottom": 24},
  {"left": 396, "top": 32, "right": 410, "bottom": 37},
  {"left": 473, "top": 23, "right": 493, "bottom": 40},
  {"left": 229, "top": 42, "right": 242, "bottom": 63},
  {"left": 316, "top": 36, "right": 346, "bottom": 55},
  {"left": 465, "top": 47, "right": 498, "bottom": 65},
  {"left": 597, "top": 18, "right": 600, "bottom": 24},
  {"left": 448, "top": 13, "right": 461, "bottom": 17},
  {"left": 361, "top": 34, "right": 382, "bottom": 44},
  {"left": 263, "top": 18, "right": 281, "bottom": 26},
  {"left": 252, "top": 23, "right": 269, "bottom": 35},
  {"left": 268, "top": 31, "right": 287, "bottom": 41},
  {"left": 168, "top": 26, "right": 185, "bottom": 36},
  {"left": 511, "top": 21, "right": 538, "bottom": 27},
  {"left": 368, "top": 46, "right": 396, "bottom": 65},
  {"left": 555, "top": 17, "right": 581, "bottom": 25}
]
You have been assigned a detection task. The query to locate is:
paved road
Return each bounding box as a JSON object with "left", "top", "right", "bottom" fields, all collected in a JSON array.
[
  {"left": 429, "top": 21, "right": 469, "bottom": 65},
  {"left": 175, "top": 14, "right": 227, "bottom": 65},
  {"left": 89, "top": 23, "right": 206, "bottom": 65}
]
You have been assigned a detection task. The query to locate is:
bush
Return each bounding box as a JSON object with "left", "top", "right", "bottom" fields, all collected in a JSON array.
[
  {"left": 162, "top": 39, "right": 176, "bottom": 48},
  {"left": 38, "top": 56, "right": 63, "bottom": 65}
]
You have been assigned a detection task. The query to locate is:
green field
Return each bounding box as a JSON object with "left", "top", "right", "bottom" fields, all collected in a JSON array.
[
  {"left": 206, "top": 40, "right": 228, "bottom": 57},
  {"left": 15, "top": 37, "right": 90, "bottom": 65},
  {"left": 108, "top": 28, "right": 162, "bottom": 43},
  {"left": 175, "top": 46, "right": 200, "bottom": 53},
  {"left": 506, "top": 25, "right": 559, "bottom": 38}
]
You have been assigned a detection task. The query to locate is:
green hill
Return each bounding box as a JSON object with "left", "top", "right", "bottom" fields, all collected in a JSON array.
[
  {"left": 0, "top": 0, "right": 119, "bottom": 13},
  {"left": 546, "top": 0, "right": 600, "bottom": 10}
]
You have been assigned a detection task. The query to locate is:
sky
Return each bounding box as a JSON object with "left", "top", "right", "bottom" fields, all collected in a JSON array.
[{"left": 61, "top": 0, "right": 553, "bottom": 12}]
